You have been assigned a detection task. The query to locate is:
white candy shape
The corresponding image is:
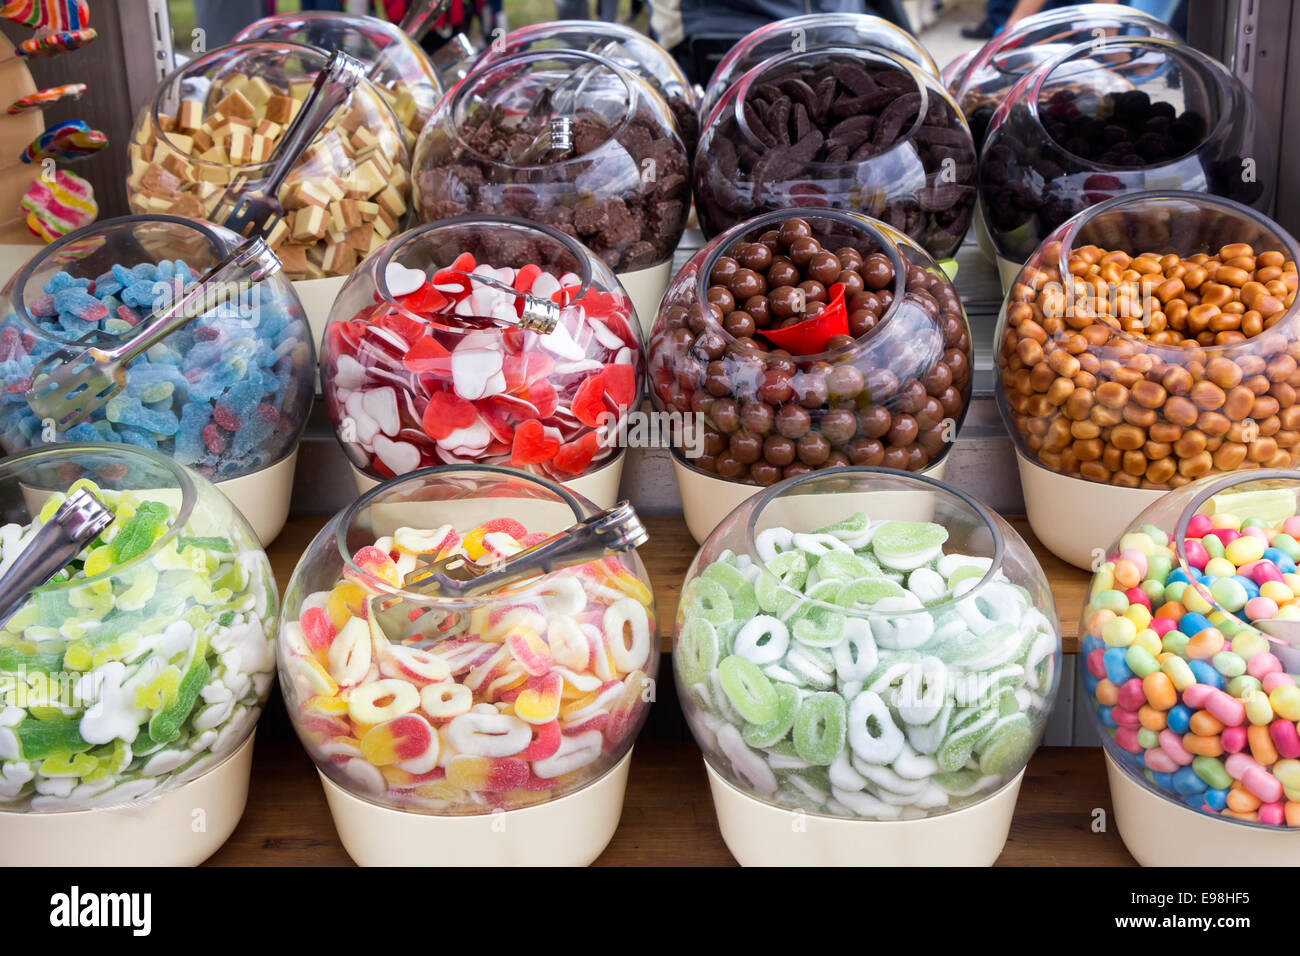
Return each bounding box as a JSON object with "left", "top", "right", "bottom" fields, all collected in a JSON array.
[{"left": 385, "top": 262, "right": 427, "bottom": 296}]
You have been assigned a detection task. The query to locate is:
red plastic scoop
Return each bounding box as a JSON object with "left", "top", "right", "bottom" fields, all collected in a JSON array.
[{"left": 758, "top": 282, "right": 849, "bottom": 355}]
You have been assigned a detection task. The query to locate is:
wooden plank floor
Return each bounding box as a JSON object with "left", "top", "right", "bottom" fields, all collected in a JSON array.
[{"left": 213, "top": 512, "right": 1120, "bottom": 866}]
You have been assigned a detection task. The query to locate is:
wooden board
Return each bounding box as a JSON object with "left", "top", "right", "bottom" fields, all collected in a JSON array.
[{"left": 207, "top": 724, "right": 1135, "bottom": 866}]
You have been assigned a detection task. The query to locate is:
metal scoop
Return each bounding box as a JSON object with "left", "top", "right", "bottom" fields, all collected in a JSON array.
[
  {"left": 369, "top": 501, "right": 648, "bottom": 641},
  {"left": 0, "top": 488, "right": 113, "bottom": 627},
  {"left": 214, "top": 49, "right": 368, "bottom": 238},
  {"left": 25, "top": 237, "right": 281, "bottom": 430},
  {"left": 430, "top": 267, "right": 560, "bottom": 334}
]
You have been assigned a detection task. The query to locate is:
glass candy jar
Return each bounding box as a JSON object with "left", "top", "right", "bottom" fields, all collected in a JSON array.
[
  {"left": 979, "top": 37, "right": 1273, "bottom": 284},
  {"left": 319, "top": 216, "right": 644, "bottom": 509},
  {"left": 1080, "top": 470, "right": 1300, "bottom": 863},
  {"left": 676, "top": 467, "right": 1060, "bottom": 864},
  {"left": 0, "top": 215, "right": 314, "bottom": 544},
  {"left": 411, "top": 50, "right": 690, "bottom": 333},
  {"left": 694, "top": 47, "right": 977, "bottom": 261},
  {"left": 648, "top": 208, "right": 972, "bottom": 542},
  {"left": 128, "top": 40, "right": 412, "bottom": 281},
  {"left": 0, "top": 444, "right": 277, "bottom": 865},
  {"left": 277, "top": 464, "right": 657, "bottom": 865},
  {"left": 995, "top": 192, "right": 1300, "bottom": 570}
]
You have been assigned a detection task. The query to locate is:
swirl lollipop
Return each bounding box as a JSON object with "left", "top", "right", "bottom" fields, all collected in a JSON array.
[
  {"left": 0, "top": 27, "right": 96, "bottom": 60},
  {"left": 18, "top": 168, "right": 97, "bottom": 241},
  {"left": 19, "top": 119, "right": 106, "bottom": 163}
]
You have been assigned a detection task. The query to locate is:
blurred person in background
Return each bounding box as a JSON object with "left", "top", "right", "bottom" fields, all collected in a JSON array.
[{"left": 648, "top": 0, "right": 914, "bottom": 86}]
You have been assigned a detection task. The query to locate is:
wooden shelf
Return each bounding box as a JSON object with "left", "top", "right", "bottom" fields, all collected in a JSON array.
[
  {"left": 230, "top": 510, "right": 1108, "bottom": 866},
  {"left": 269, "top": 513, "right": 1091, "bottom": 655},
  {"left": 208, "top": 717, "right": 1134, "bottom": 865}
]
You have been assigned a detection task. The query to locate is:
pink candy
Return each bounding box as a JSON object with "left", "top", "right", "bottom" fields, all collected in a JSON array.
[
  {"left": 1269, "top": 718, "right": 1300, "bottom": 758},
  {"left": 1183, "top": 538, "right": 1209, "bottom": 570},
  {"left": 1186, "top": 513, "right": 1213, "bottom": 538}
]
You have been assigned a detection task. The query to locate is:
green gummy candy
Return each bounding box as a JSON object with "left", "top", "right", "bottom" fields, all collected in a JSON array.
[
  {"left": 677, "top": 618, "right": 719, "bottom": 687},
  {"left": 814, "top": 551, "right": 870, "bottom": 581},
  {"left": 834, "top": 577, "right": 907, "bottom": 609},
  {"left": 743, "top": 683, "right": 800, "bottom": 748},
  {"left": 702, "top": 561, "right": 758, "bottom": 619},
  {"left": 179, "top": 536, "right": 232, "bottom": 553},
  {"left": 110, "top": 501, "right": 171, "bottom": 564},
  {"left": 15, "top": 717, "right": 91, "bottom": 760},
  {"left": 148, "top": 638, "right": 210, "bottom": 744},
  {"left": 814, "top": 512, "right": 870, "bottom": 537},
  {"left": 792, "top": 691, "right": 847, "bottom": 766},
  {"left": 755, "top": 569, "right": 801, "bottom": 617},
  {"left": 0, "top": 645, "right": 64, "bottom": 674},
  {"left": 791, "top": 604, "right": 845, "bottom": 648},
  {"left": 870, "top": 521, "right": 949, "bottom": 570},
  {"left": 946, "top": 565, "right": 985, "bottom": 590},
  {"left": 687, "top": 578, "right": 733, "bottom": 627},
  {"left": 767, "top": 550, "right": 808, "bottom": 587},
  {"left": 938, "top": 706, "right": 997, "bottom": 773},
  {"left": 977, "top": 713, "right": 1034, "bottom": 776},
  {"left": 217, "top": 611, "right": 235, "bottom": 627},
  {"left": 933, "top": 768, "right": 984, "bottom": 796},
  {"left": 717, "top": 655, "right": 780, "bottom": 724}
]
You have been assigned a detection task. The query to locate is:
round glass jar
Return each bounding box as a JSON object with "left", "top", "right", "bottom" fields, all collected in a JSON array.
[
  {"left": 953, "top": 5, "right": 1175, "bottom": 149},
  {"left": 0, "top": 443, "right": 276, "bottom": 811},
  {"left": 694, "top": 46, "right": 977, "bottom": 260},
  {"left": 128, "top": 40, "right": 412, "bottom": 280},
  {"left": 0, "top": 215, "right": 314, "bottom": 481},
  {"left": 412, "top": 50, "right": 690, "bottom": 275},
  {"left": 471, "top": 19, "right": 699, "bottom": 152},
  {"left": 676, "top": 466, "right": 1061, "bottom": 819},
  {"left": 649, "top": 208, "right": 972, "bottom": 486},
  {"left": 320, "top": 216, "right": 643, "bottom": 484},
  {"left": 995, "top": 192, "right": 1300, "bottom": 491},
  {"left": 234, "top": 11, "right": 441, "bottom": 145},
  {"left": 277, "top": 464, "right": 658, "bottom": 814},
  {"left": 700, "top": 13, "right": 942, "bottom": 123},
  {"left": 979, "top": 37, "right": 1273, "bottom": 266},
  {"left": 1080, "top": 469, "right": 1300, "bottom": 836}
]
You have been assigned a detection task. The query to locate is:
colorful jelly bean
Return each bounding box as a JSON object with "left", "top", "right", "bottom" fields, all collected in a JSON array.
[
  {"left": 1085, "top": 498, "right": 1300, "bottom": 827},
  {"left": 281, "top": 518, "right": 656, "bottom": 811},
  {"left": 676, "top": 512, "right": 1060, "bottom": 819}
]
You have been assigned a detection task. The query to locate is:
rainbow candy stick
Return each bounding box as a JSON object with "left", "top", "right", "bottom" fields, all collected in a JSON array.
[
  {"left": 1, "top": 0, "right": 88, "bottom": 31},
  {"left": 5, "top": 26, "right": 96, "bottom": 59}
]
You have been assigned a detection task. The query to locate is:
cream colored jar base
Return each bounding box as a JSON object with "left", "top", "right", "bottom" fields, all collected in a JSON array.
[
  {"left": 214, "top": 448, "right": 298, "bottom": 546},
  {"left": 617, "top": 260, "right": 673, "bottom": 341},
  {"left": 972, "top": 201, "right": 996, "bottom": 265},
  {"left": 706, "top": 762, "right": 1023, "bottom": 866},
  {"left": 320, "top": 748, "right": 633, "bottom": 866},
  {"left": 294, "top": 275, "right": 347, "bottom": 357},
  {"left": 997, "top": 254, "right": 1026, "bottom": 293},
  {"left": 350, "top": 450, "right": 626, "bottom": 510},
  {"left": 1016, "top": 453, "right": 1164, "bottom": 571},
  {"left": 672, "top": 456, "right": 949, "bottom": 545},
  {"left": 0, "top": 733, "right": 255, "bottom": 867},
  {"left": 1105, "top": 752, "right": 1300, "bottom": 865}
]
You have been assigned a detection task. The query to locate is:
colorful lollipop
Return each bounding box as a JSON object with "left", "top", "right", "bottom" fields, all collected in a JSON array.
[
  {"left": 0, "top": 26, "right": 96, "bottom": 60},
  {"left": 1, "top": 0, "right": 88, "bottom": 32},
  {"left": 6, "top": 82, "right": 86, "bottom": 114},
  {"left": 20, "top": 119, "right": 106, "bottom": 163},
  {"left": 19, "top": 168, "right": 96, "bottom": 241}
]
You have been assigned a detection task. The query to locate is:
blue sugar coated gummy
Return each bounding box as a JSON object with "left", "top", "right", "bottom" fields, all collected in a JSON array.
[{"left": 0, "top": 257, "right": 311, "bottom": 480}]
